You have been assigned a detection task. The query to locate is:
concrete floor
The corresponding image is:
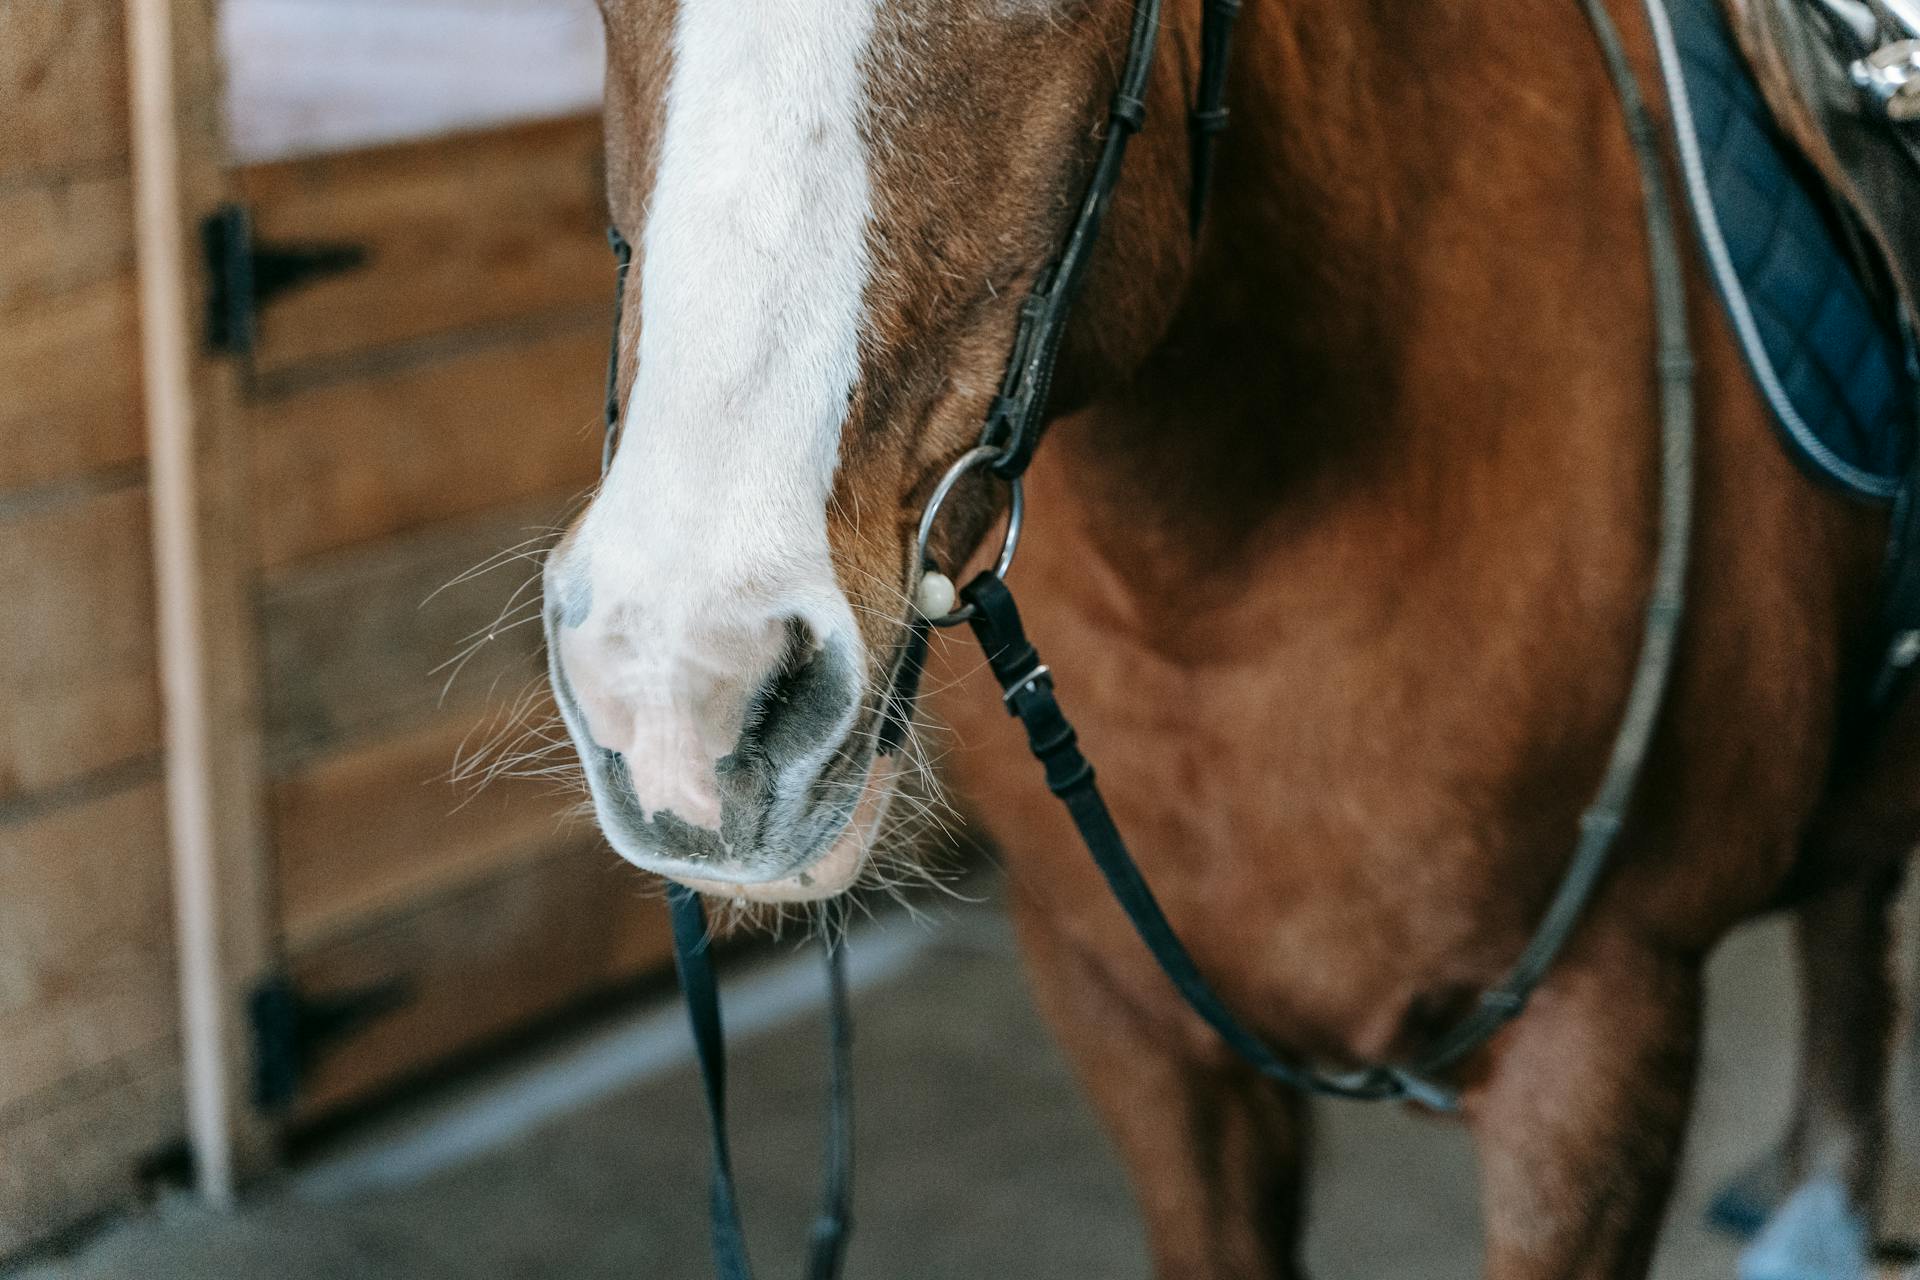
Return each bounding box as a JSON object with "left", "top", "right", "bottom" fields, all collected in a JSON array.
[{"left": 8, "top": 894, "right": 1908, "bottom": 1280}]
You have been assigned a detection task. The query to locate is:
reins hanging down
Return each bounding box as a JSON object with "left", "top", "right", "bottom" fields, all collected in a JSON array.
[
  {"left": 907, "top": 0, "right": 1694, "bottom": 1109},
  {"left": 595, "top": 0, "right": 1696, "bottom": 1272},
  {"left": 667, "top": 889, "right": 853, "bottom": 1280}
]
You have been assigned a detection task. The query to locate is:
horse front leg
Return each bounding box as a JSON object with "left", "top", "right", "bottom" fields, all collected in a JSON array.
[
  {"left": 1008, "top": 894, "right": 1314, "bottom": 1280},
  {"left": 1712, "top": 861, "right": 1905, "bottom": 1280},
  {"left": 1465, "top": 932, "right": 1702, "bottom": 1280},
  {"left": 1719, "top": 691, "right": 1920, "bottom": 1274}
]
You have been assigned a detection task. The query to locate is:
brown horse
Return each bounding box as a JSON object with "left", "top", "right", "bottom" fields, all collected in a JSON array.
[{"left": 542, "top": 0, "right": 1918, "bottom": 1274}]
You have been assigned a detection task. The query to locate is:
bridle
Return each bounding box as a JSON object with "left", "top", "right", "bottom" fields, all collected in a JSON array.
[
  {"left": 597, "top": 0, "right": 1239, "bottom": 483},
  {"left": 595, "top": 0, "right": 1697, "bottom": 1274}
]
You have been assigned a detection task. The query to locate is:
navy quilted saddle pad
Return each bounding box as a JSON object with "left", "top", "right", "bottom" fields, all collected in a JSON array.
[{"left": 1651, "top": 0, "right": 1914, "bottom": 500}]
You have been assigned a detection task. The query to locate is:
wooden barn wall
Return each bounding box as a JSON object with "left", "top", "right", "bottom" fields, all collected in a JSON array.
[
  {"left": 0, "top": 6, "right": 670, "bottom": 1254},
  {"left": 0, "top": 2, "right": 184, "bottom": 1258},
  {"left": 233, "top": 117, "right": 675, "bottom": 1123}
]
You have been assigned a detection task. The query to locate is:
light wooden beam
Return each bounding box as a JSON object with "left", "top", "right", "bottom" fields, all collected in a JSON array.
[{"left": 126, "top": 0, "right": 279, "bottom": 1205}]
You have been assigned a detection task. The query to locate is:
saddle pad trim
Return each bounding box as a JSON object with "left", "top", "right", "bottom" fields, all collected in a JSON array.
[{"left": 1646, "top": 0, "right": 1902, "bottom": 501}]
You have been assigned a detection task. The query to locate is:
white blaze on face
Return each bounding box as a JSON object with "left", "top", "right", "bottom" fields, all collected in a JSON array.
[
  {"left": 559, "top": 0, "right": 880, "bottom": 848},
  {"left": 593, "top": 0, "right": 877, "bottom": 541}
]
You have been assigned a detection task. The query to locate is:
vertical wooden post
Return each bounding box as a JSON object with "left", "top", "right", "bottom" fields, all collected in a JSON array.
[{"left": 126, "top": 0, "right": 279, "bottom": 1203}]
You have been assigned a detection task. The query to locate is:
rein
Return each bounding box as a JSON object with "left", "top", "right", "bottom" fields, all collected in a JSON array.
[
  {"left": 595, "top": 0, "right": 1696, "bottom": 1273},
  {"left": 910, "top": 0, "right": 1695, "bottom": 1108}
]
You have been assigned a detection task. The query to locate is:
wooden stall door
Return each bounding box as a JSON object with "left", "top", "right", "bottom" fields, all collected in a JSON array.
[{"left": 225, "top": 117, "right": 672, "bottom": 1122}]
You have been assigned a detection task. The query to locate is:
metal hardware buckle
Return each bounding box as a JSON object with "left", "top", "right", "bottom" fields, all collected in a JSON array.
[
  {"left": 1001, "top": 663, "right": 1052, "bottom": 704},
  {"left": 1853, "top": 37, "right": 1920, "bottom": 120}
]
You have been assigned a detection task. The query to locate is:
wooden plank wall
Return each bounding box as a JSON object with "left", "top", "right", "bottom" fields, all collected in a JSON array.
[
  {"left": 233, "top": 118, "right": 675, "bottom": 1125},
  {"left": 0, "top": 3, "right": 185, "bottom": 1258},
  {"left": 0, "top": 22, "right": 671, "bottom": 1251}
]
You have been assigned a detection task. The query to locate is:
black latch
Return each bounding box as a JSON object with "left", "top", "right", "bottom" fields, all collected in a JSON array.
[
  {"left": 249, "top": 972, "right": 414, "bottom": 1110},
  {"left": 203, "top": 202, "right": 370, "bottom": 357}
]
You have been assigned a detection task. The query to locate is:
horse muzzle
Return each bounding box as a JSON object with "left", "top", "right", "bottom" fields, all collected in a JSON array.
[{"left": 542, "top": 557, "right": 888, "bottom": 898}]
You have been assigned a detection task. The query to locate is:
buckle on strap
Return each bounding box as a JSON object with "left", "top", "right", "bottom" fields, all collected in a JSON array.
[
  {"left": 1000, "top": 662, "right": 1052, "bottom": 705},
  {"left": 1384, "top": 1069, "right": 1462, "bottom": 1114},
  {"left": 1189, "top": 105, "right": 1232, "bottom": 134}
]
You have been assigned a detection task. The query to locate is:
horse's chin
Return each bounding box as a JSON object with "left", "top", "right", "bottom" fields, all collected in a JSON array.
[{"left": 673, "top": 756, "right": 897, "bottom": 904}]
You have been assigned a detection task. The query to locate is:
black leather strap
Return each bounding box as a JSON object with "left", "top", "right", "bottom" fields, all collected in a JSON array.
[
  {"left": 668, "top": 886, "right": 854, "bottom": 1280},
  {"left": 1188, "top": 0, "right": 1243, "bottom": 234},
  {"left": 983, "top": 0, "right": 1247, "bottom": 470},
  {"left": 950, "top": 0, "right": 1694, "bottom": 1108},
  {"left": 961, "top": 572, "right": 1449, "bottom": 1105},
  {"left": 668, "top": 887, "right": 754, "bottom": 1280},
  {"left": 945, "top": 0, "right": 1694, "bottom": 1106},
  {"left": 983, "top": 0, "right": 1165, "bottom": 478},
  {"left": 601, "top": 227, "right": 634, "bottom": 475}
]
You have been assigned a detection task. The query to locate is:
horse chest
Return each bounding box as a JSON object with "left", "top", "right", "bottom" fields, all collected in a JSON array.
[{"left": 929, "top": 550, "right": 1547, "bottom": 1063}]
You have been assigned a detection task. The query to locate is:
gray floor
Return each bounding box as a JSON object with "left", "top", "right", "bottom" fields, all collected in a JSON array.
[{"left": 9, "top": 894, "right": 1904, "bottom": 1279}]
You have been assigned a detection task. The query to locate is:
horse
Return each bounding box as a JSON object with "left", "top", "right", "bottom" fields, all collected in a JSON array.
[{"left": 539, "top": 0, "right": 1920, "bottom": 1274}]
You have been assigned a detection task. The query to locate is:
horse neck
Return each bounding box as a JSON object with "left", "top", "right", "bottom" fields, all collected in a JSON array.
[{"left": 1059, "top": 0, "right": 1598, "bottom": 583}]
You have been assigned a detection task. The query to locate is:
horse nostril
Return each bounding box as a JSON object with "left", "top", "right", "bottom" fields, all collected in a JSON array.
[{"left": 734, "top": 619, "right": 855, "bottom": 768}]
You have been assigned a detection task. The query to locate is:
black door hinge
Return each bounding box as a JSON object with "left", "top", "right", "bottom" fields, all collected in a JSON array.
[
  {"left": 202, "top": 202, "right": 369, "bottom": 357},
  {"left": 249, "top": 972, "right": 414, "bottom": 1111}
]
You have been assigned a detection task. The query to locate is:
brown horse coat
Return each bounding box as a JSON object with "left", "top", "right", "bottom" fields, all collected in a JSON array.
[{"left": 561, "top": 0, "right": 1920, "bottom": 1273}]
